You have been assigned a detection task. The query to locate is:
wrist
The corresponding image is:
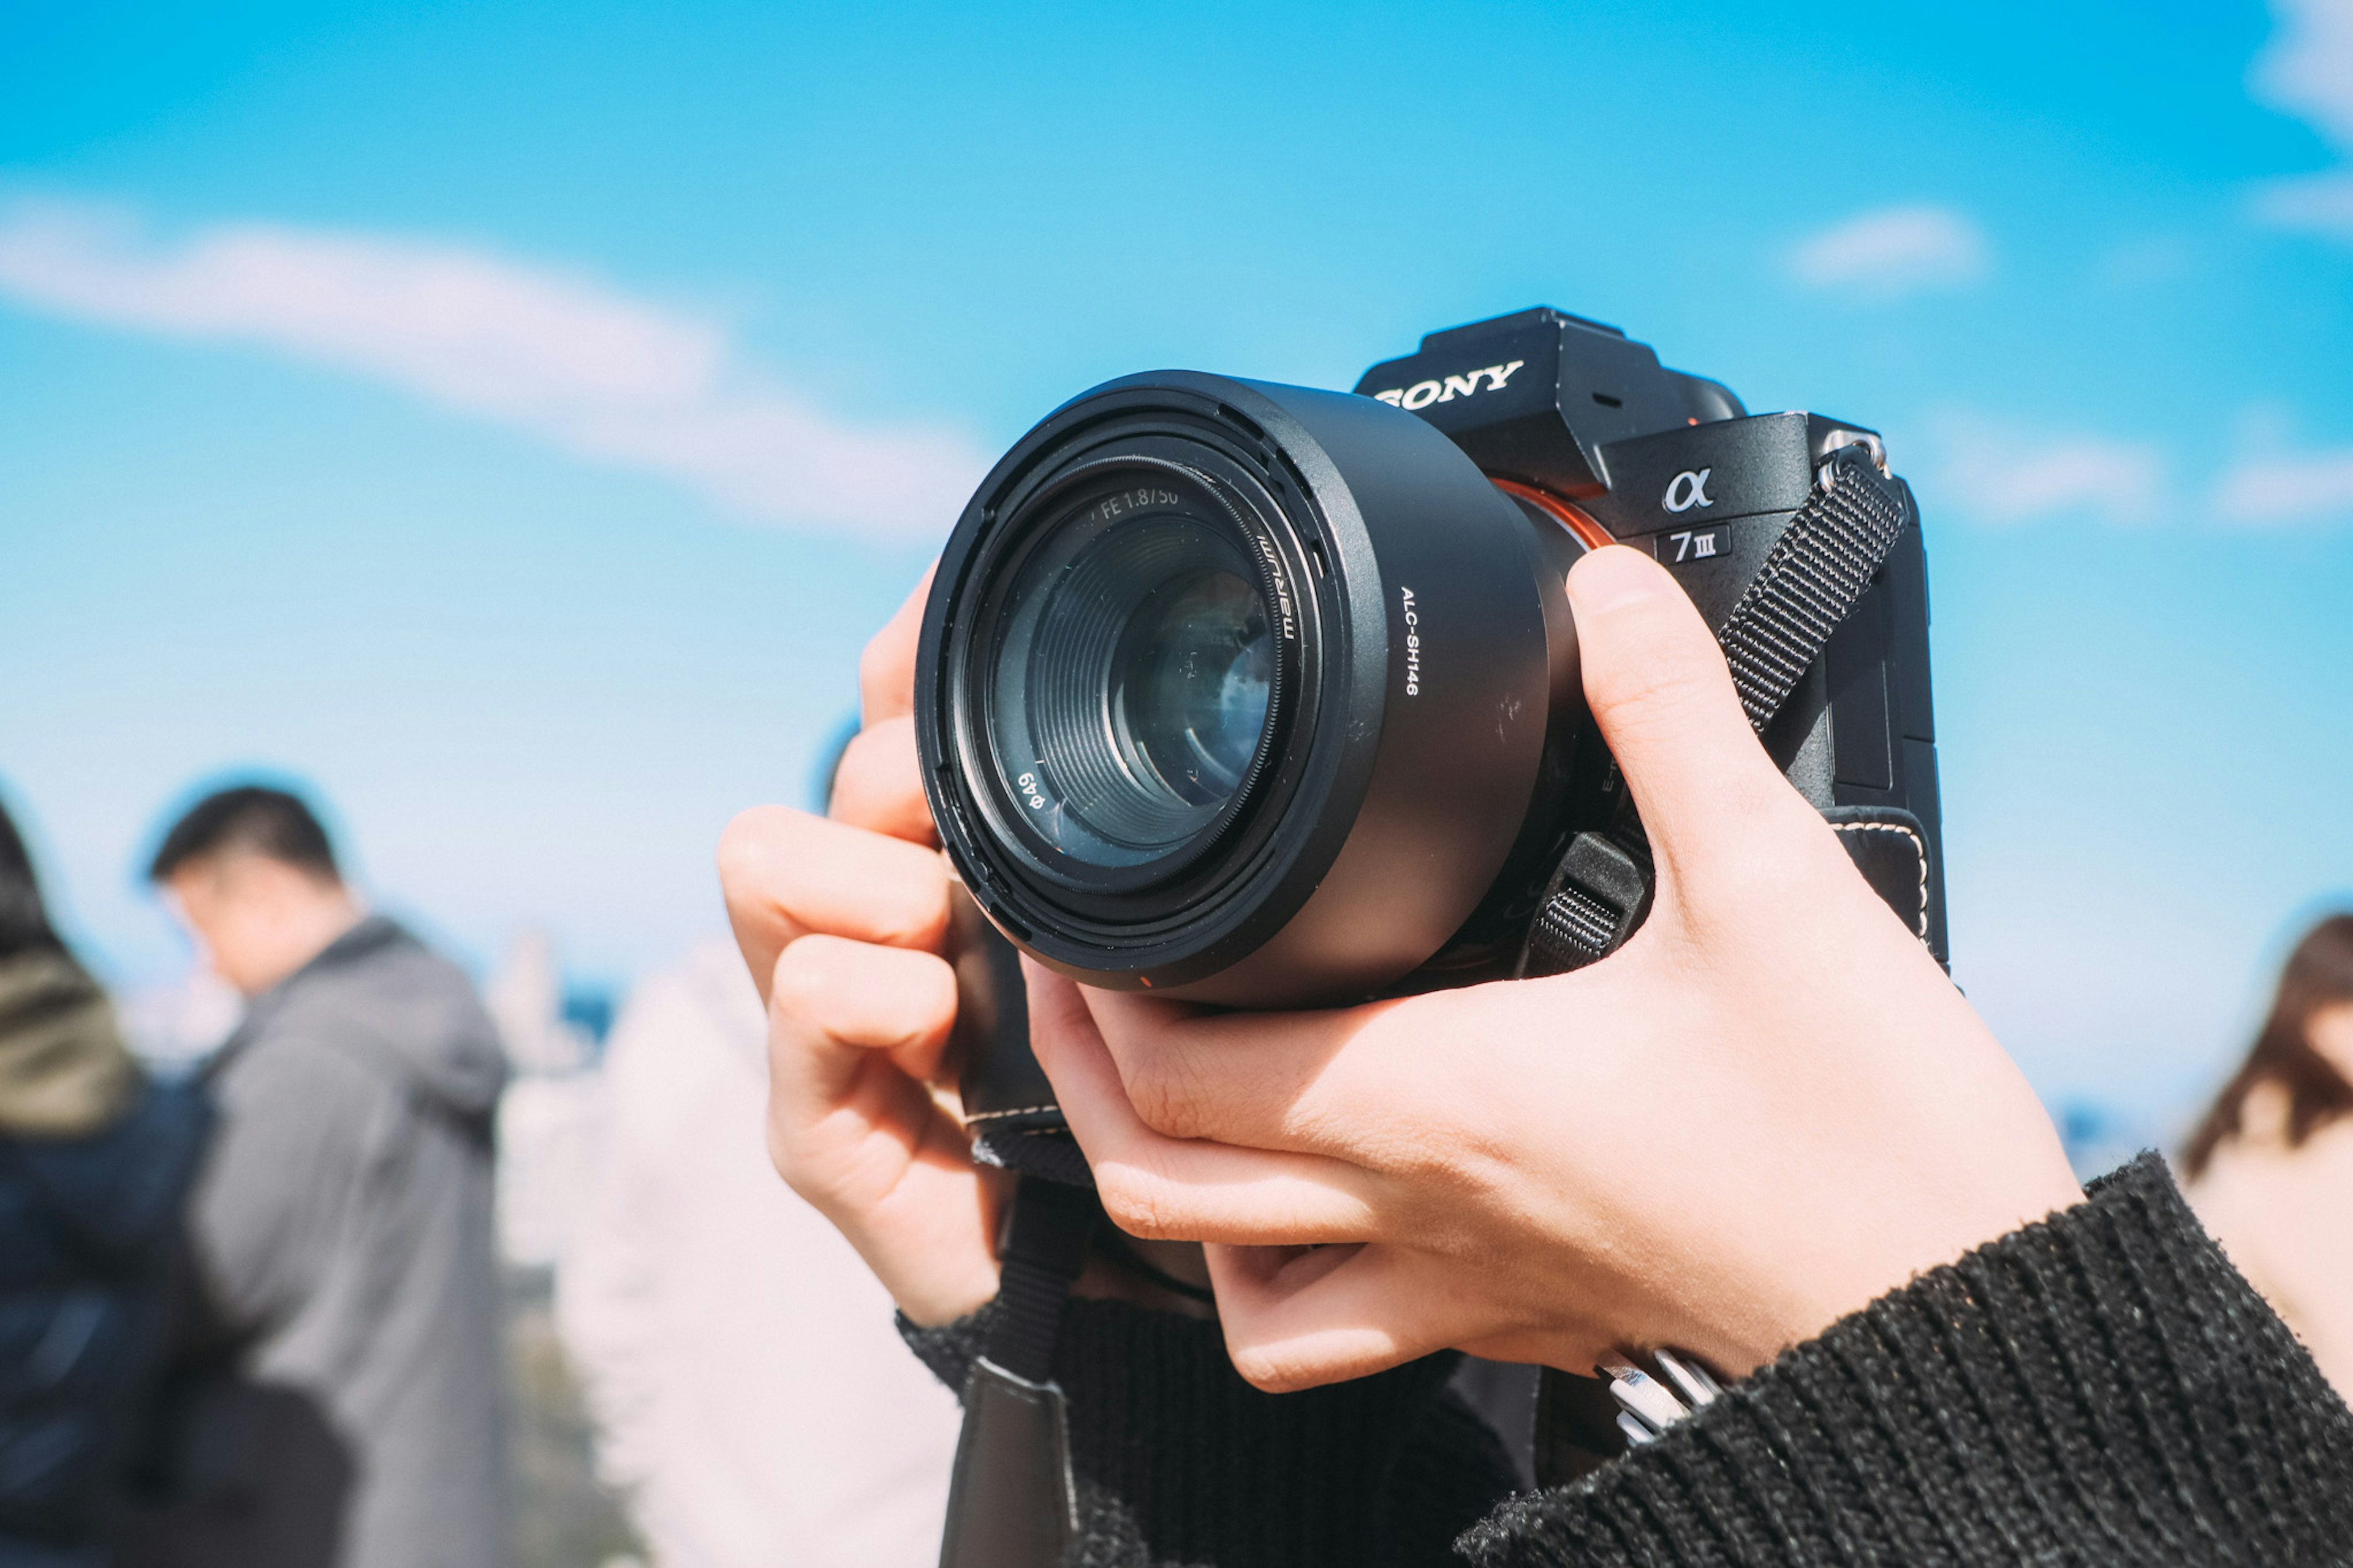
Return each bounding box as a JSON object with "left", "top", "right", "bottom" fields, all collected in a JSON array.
[
  {"left": 1726, "top": 1160, "right": 2086, "bottom": 1374},
  {"left": 882, "top": 1253, "right": 1003, "bottom": 1329}
]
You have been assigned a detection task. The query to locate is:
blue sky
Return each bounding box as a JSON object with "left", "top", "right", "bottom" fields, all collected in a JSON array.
[{"left": 2, "top": 0, "right": 2348, "bottom": 1131}]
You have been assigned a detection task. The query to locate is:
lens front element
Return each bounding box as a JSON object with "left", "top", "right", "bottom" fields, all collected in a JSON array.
[
  {"left": 1121, "top": 569, "right": 1271, "bottom": 804},
  {"left": 985, "top": 477, "right": 1277, "bottom": 874}
]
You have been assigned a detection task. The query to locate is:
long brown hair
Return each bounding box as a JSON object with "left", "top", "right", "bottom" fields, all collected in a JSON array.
[{"left": 2184, "top": 914, "right": 2353, "bottom": 1178}]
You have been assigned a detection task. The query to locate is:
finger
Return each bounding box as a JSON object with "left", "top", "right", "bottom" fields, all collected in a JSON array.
[
  {"left": 829, "top": 716, "right": 936, "bottom": 844},
  {"left": 719, "top": 806, "right": 952, "bottom": 1002},
  {"left": 1564, "top": 547, "right": 1808, "bottom": 869},
  {"left": 770, "top": 935, "right": 960, "bottom": 1091},
  {"left": 1025, "top": 965, "right": 1379, "bottom": 1245},
  {"left": 1078, "top": 986, "right": 1392, "bottom": 1158},
  {"left": 1203, "top": 1241, "right": 1436, "bottom": 1392},
  {"left": 858, "top": 565, "right": 937, "bottom": 727}
]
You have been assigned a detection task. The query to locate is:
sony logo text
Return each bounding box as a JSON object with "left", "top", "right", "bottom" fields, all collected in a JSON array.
[{"left": 1371, "top": 360, "right": 1526, "bottom": 412}]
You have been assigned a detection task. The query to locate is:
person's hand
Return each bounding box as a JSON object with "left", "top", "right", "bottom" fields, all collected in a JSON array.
[
  {"left": 1028, "top": 543, "right": 2083, "bottom": 1393},
  {"left": 718, "top": 571, "right": 1002, "bottom": 1327}
]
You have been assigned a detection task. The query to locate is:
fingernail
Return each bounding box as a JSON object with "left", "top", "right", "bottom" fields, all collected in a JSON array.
[{"left": 1567, "top": 546, "right": 1666, "bottom": 615}]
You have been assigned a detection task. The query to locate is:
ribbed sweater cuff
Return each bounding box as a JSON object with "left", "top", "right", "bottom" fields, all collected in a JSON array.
[
  {"left": 1463, "top": 1152, "right": 2353, "bottom": 1567},
  {"left": 902, "top": 1297, "right": 1516, "bottom": 1567}
]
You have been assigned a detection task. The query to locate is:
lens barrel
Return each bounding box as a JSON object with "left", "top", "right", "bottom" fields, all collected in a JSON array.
[{"left": 917, "top": 373, "right": 1590, "bottom": 1006}]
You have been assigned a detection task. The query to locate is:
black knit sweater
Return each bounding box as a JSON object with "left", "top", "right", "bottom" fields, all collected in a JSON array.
[{"left": 901, "top": 1154, "right": 2353, "bottom": 1566}]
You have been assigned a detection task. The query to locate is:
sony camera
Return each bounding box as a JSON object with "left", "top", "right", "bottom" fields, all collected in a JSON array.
[
  {"left": 916, "top": 308, "right": 1944, "bottom": 1149},
  {"left": 917, "top": 308, "right": 1951, "bottom": 1558}
]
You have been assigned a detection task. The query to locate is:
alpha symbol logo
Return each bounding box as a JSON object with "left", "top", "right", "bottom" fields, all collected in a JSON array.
[
  {"left": 1370, "top": 360, "right": 1526, "bottom": 412},
  {"left": 1662, "top": 468, "right": 1715, "bottom": 513}
]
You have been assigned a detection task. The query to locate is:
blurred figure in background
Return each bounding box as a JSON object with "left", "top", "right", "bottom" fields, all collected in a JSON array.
[
  {"left": 2186, "top": 914, "right": 2353, "bottom": 1398},
  {"left": 0, "top": 799, "right": 209, "bottom": 1568},
  {"left": 556, "top": 939, "right": 957, "bottom": 1568},
  {"left": 124, "top": 787, "right": 508, "bottom": 1568},
  {"left": 486, "top": 927, "right": 608, "bottom": 1273}
]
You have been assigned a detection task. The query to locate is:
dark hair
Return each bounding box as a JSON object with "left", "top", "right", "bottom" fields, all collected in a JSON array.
[
  {"left": 147, "top": 785, "right": 340, "bottom": 884},
  {"left": 2184, "top": 914, "right": 2353, "bottom": 1179},
  {"left": 0, "top": 799, "right": 64, "bottom": 961}
]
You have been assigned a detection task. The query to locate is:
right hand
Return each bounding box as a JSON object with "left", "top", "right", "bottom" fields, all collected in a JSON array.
[
  {"left": 718, "top": 572, "right": 1003, "bottom": 1326},
  {"left": 1025, "top": 547, "right": 2082, "bottom": 1390}
]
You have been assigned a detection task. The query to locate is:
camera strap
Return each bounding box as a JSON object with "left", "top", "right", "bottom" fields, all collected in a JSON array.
[
  {"left": 1521, "top": 442, "right": 1913, "bottom": 979},
  {"left": 938, "top": 1173, "right": 1096, "bottom": 1568}
]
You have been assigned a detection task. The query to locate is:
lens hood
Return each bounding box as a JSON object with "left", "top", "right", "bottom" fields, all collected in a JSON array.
[{"left": 917, "top": 372, "right": 1588, "bottom": 1007}]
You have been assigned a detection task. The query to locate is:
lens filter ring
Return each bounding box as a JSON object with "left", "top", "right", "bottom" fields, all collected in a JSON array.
[{"left": 945, "top": 436, "right": 1319, "bottom": 924}]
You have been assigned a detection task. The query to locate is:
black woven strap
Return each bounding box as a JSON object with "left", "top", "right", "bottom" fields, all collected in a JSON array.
[
  {"left": 1716, "top": 444, "right": 1911, "bottom": 733},
  {"left": 984, "top": 1175, "right": 1097, "bottom": 1382},
  {"left": 1521, "top": 445, "right": 1910, "bottom": 979},
  {"left": 1522, "top": 823, "right": 1653, "bottom": 979}
]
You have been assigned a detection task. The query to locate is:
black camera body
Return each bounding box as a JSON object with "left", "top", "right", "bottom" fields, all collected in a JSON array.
[
  {"left": 917, "top": 310, "right": 1947, "bottom": 1559},
  {"left": 917, "top": 308, "right": 1944, "bottom": 1064},
  {"left": 1354, "top": 307, "right": 1946, "bottom": 956}
]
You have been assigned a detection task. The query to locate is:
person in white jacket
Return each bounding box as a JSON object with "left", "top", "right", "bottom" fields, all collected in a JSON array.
[{"left": 556, "top": 940, "right": 958, "bottom": 1568}]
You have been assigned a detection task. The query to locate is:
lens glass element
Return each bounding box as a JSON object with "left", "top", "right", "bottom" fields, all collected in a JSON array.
[{"left": 984, "top": 479, "right": 1278, "bottom": 871}]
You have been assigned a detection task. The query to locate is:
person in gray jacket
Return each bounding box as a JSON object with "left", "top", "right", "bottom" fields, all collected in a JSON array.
[{"left": 126, "top": 786, "right": 508, "bottom": 1568}]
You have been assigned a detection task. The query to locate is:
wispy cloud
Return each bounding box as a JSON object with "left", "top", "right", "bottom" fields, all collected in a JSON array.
[
  {"left": 1928, "top": 409, "right": 2353, "bottom": 530},
  {"left": 0, "top": 200, "right": 990, "bottom": 536},
  {"left": 1929, "top": 415, "right": 2164, "bottom": 526},
  {"left": 1787, "top": 204, "right": 1990, "bottom": 299},
  {"left": 2213, "top": 444, "right": 2353, "bottom": 525},
  {"left": 2254, "top": 0, "right": 2353, "bottom": 146},
  {"left": 2251, "top": 170, "right": 2353, "bottom": 240},
  {"left": 2249, "top": 0, "right": 2353, "bottom": 242}
]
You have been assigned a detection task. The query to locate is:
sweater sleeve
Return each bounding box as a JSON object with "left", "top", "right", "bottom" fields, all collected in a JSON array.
[
  {"left": 1463, "top": 1152, "right": 2353, "bottom": 1567},
  {"left": 904, "top": 1154, "right": 2353, "bottom": 1567},
  {"left": 900, "top": 1296, "right": 1519, "bottom": 1567}
]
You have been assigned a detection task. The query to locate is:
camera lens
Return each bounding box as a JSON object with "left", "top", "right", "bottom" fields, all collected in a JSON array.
[
  {"left": 983, "top": 486, "right": 1276, "bottom": 870},
  {"left": 920, "top": 372, "right": 1587, "bottom": 1005}
]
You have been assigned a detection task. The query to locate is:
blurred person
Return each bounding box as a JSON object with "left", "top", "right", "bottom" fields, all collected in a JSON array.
[
  {"left": 0, "top": 799, "right": 210, "bottom": 1568},
  {"left": 556, "top": 939, "right": 957, "bottom": 1568},
  {"left": 2186, "top": 913, "right": 2353, "bottom": 1396},
  {"left": 485, "top": 927, "right": 607, "bottom": 1270},
  {"left": 124, "top": 787, "right": 507, "bottom": 1568}
]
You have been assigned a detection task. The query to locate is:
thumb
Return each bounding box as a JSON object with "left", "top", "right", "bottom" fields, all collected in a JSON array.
[{"left": 1564, "top": 547, "right": 1798, "bottom": 868}]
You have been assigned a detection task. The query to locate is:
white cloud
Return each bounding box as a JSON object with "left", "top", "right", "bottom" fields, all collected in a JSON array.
[
  {"left": 2249, "top": 0, "right": 2353, "bottom": 241},
  {"left": 1787, "top": 204, "right": 1990, "bottom": 298},
  {"left": 1930, "top": 416, "right": 2164, "bottom": 526},
  {"left": 2250, "top": 169, "right": 2353, "bottom": 240},
  {"left": 2213, "top": 445, "right": 2353, "bottom": 525},
  {"left": 1930, "top": 410, "right": 2353, "bottom": 531},
  {"left": 2253, "top": 0, "right": 2353, "bottom": 151},
  {"left": 0, "top": 200, "right": 990, "bottom": 536}
]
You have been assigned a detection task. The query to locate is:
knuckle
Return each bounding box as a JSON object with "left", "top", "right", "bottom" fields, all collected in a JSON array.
[
  {"left": 902, "top": 953, "right": 959, "bottom": 1028},
  {"left": 1228, "top": 1342, "right": 1319, "bottom": 1395},
  {"left": 1094, "top": 1167, "right": 1179, "bottom": 1240},
  {"left": 1123, "top": 1059, "right": 1205, "bottom": 1140},
  {"left": 716, "top": 806, "right": 793, "bottom": 890},
  {"left": 767, "top": 938, "right": 841, "bottom": 1021},
  {"left": 833, "top": 723, "right": 902, "bottom": 790},
  {"left": 857, "top": 628, "right": 908, "bottom": 707},
  {"left": 763, "top": 1113, "right": 817, "bottom": 1194},
  {"left": 865, "top": 890, "right": 948, "bottom": 952}
]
